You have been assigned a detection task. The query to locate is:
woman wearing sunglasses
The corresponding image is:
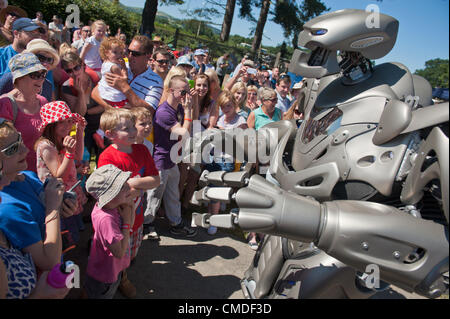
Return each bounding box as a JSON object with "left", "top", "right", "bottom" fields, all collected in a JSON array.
[
  {"left": 0, "top": 39, "right": 59, "bottom": 103},
  {"left": 0, "top": 52, "right": 48, "bottom": 173},
  {"left": 0, "top": 119, "right": 72, "bottom": 299},
  {"left": 247, "top": 87, "right": 282, "bottom": 130}
]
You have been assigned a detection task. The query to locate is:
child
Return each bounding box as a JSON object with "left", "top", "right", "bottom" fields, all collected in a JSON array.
[
  {"left": 130, "top": 107, "right": 157, "bottom": 240},
  {"left": 80, "top": 20, "right": 106, "bottom": 76},
  {"left": 35, "top": 101, "right": 88, "bottom": 245},
  {"left": 98, "top": 37, "right": 128, "bottom": 108},
  {"left": 97, "top": 108, "right": 160, "bottom": 298},
  {"left": 206, "top": 90, "right": 247, "bottom": 235},
  {"left": 84, "top": 164, "right": 135, "bottom": 299}
]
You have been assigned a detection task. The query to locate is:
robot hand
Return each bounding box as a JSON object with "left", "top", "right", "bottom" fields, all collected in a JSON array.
[{"left": 191, "top": 171, "right": 448, "bottom": 298}]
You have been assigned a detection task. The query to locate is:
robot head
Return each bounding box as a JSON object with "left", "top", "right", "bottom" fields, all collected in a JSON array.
[{"left": 289, "top": 9, "right": 399, "bottom": 79}]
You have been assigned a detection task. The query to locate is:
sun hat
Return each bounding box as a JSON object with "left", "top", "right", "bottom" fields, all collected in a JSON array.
[
  {"left": 39, "top": 100, "right": 87, "bottom": 132},
  {"left": 8, "top": 52, "right": 47, "bottom": 83},
  {"left": 0, "top": 5, "right": 27, "bottom": 25},
  {"left": 243, "top": 59, "right": 255, "bottom": 68},
  {"left": 194, "top": 49, "right": 207, "bottom": 56},
  {"left": 24, "top": 39, "right": 60, "bottom": 70},
  {"left": 177, "top": 55, "right": 194, "bottom": 67},
  {"left": 86, "top": 164, "right": 132, "bottom": 209},
  {"left": 11, "top": 17, "right": 39, "bottom": 32}
]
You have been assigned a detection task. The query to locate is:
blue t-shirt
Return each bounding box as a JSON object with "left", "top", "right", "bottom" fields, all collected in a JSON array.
[
  {"left": 0, "top": 171, "right": 46, "bottom": 250},
  {"left": 0, "top": 45, "right": 18, "bottom": 78}
]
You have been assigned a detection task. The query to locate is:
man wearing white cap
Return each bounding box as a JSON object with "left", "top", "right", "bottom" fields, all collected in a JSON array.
[{"left": 0, "top": 17, "right": 41, "bottom": 77}]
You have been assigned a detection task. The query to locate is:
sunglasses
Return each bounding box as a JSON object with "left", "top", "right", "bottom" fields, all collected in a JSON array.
[
  {"left": 0, "top": 132, "right": 23, "bottom": 157},
  {"left": 36, "top": 54, "right": 54, "bottom": 65},
  {"left": 265, "top": 98, "right": 278, "bottom": 103},
  {"left": 156, "top": 59, "right": 170, "bottom": 65},
  {"left": 8, "top": 12, "right": 20, "bottom": 18},
  {"left": 28, "top": 70, "right": 47, "bottom": 80},
  {"left": 82, "top": 29, "right": 91, "bottom": 33},
  {"left": 128, "top": 49, "right": 146, "bottom": 57},
  {"left": 173, "top": 89, "right": 188, "bottom": 96},
  {"left": 64, "top": 64, "right": 81, "bottom": 74}
]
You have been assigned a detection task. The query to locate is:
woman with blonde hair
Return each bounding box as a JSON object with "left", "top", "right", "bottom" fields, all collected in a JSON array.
[
  {"left": 230, "top": 81, "right": 250, "bottom": 120},
  {"left": 246, "top": 85, "right": 259, "bottom": 111},
  {"left": 204, "top": 90, "right": 247, "bottom": 235}
]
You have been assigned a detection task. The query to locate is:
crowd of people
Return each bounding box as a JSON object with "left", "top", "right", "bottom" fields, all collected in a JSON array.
[{"left": 0, "top": 4, "right": 306, "bottom": 299}]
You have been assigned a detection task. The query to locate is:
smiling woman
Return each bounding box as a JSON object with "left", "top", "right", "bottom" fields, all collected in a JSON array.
[
  {"left": 0, "top": 119, "right": 72, "bottom": 299},
  {"left": 0, "top": 52, "right": 48, "bottom": 173}
]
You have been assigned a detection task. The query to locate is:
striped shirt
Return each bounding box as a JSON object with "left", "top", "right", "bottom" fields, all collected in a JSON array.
[{"left": 127, "top": 67, "right": 163, "bottom": 110}]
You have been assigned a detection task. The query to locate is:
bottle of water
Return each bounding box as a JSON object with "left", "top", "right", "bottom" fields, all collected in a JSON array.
[{"left": 46, "top": 261, "right": 75, "bottom": 288}]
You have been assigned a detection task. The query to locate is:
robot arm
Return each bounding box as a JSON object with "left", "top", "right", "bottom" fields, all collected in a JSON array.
[{"left": 192, "top": 172, "right": 448, "bottom": 298}]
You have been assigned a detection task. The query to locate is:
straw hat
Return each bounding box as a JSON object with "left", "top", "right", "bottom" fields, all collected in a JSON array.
[
  {"left": 24, "top": 39, "right": 60, "bottom": 70},
  {"left": 0, "top": 5, "right": 27, "bottom": 25}
]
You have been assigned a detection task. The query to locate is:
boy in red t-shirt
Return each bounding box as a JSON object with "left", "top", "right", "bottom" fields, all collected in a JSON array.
[{"left": 97, "top": 108, "right": 160, "bottom": 298}]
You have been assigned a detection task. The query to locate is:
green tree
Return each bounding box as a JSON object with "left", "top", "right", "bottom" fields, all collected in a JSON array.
[
  {"left": 238, "top": 0, "right": 328, "bottom": 54},
  {"left": 415, "top": 59, "right": 449, "bottom": 88},
  {"left": 10, "top": 0, "right": 141, "bottom": 38}
]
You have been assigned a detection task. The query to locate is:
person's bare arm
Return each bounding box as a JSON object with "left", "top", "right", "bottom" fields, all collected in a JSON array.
[
  {"left": 91, "top": 85, "right": 113, "bottom": 111},
  {"left": 247, "top": 110, "right": 256, "bottom": 129},
  {"left": 104, "top": 72, "right": 155, "bottom": 117},
  {"left": 107, "top": 204, "right": 133, "bottom": 259},
  {"left": 22, "top": 178, "right": 65, "bottom": 271},
  {"left": 225, "top": 66, "right": 247, "bottom": 91},
  {"left": 79, "top": 42, "right": 92, "bottom": 62}
]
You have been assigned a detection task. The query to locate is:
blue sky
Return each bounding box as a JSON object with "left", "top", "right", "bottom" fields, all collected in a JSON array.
[{"left": 120, "top": 0, "right": 449, "bottom": 72}]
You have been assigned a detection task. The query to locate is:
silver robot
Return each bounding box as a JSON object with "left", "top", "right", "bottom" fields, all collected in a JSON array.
[{"left": 190, "top": 9, "right": 449, "bottom": 299}]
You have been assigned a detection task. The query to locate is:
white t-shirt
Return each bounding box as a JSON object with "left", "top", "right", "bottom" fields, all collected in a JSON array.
[
  {"left": 215, "top": 113, "right": 246, "bottom": 162},
  {"left": 98, "top": 61, "right": 127, "bottom": 102},
  {"left": 83, "top": 36, "right": 103, "bottom": 70},
  {"left": 217, "top": 113, "right": 246, "bottom": 129}
]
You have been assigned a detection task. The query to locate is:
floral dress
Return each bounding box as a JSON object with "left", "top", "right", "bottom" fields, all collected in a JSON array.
[
  {"left": 0, "top": 240, "right": 37, "bottom": 299},
  {"left": 36, "top": 139, "right": 87, "bottom": 215}
]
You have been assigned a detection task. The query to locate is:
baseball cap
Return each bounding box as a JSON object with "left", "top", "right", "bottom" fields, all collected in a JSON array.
[
  {"left": 12, "top": 17, "right": 39, "bottom": 32},
  {"left": 194, "top": 49, "right": 207, "bottom": 56},
  {"left": 86, "top": 164, "right": 132, "bottom": 209}
]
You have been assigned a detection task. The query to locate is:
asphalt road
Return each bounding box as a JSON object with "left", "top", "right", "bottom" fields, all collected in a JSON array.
[{"left": 66, "top": 207, "right": 427, "bottom": 300}]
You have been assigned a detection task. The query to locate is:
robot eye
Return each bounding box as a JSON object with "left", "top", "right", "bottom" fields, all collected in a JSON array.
[{"left": 312, "top": 29, "right": 328, "bottom": 35}]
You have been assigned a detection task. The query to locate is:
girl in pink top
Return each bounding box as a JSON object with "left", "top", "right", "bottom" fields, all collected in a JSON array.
[{"left": 35, "top": 101, "right": 87, "bottom": 244}]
